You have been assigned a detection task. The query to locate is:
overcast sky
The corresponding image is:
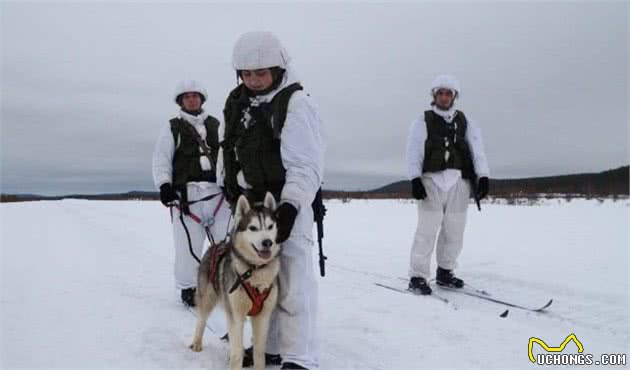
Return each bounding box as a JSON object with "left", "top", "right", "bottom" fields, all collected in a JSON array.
[{"left": 1, "top": 1, "right": 628, "bottom": 195}]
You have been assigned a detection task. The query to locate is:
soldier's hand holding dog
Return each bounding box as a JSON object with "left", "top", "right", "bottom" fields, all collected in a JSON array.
[{"left": 275, "top": 202, "right": 298, "bottom": 243}]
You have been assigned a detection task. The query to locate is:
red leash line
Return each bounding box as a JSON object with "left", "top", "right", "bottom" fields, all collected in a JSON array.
[
  {"left": 174, "top": 205, "right": 203, "bottom": 224},
  {"left": 213, "top": 194, "right": 225, "bottom": 219},
  {"left": 172, "top": 193, "right": 225, "bottom": 226}
]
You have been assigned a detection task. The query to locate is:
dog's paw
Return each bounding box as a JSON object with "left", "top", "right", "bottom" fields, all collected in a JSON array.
[{"left": 189, "top": 342, "right": 203, "bottom": 352}]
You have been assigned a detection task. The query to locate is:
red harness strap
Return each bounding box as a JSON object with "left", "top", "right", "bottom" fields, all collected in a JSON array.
[
  {"left": 181, "top": 206, "right": 204, "bottom": 224},
  {"left": 207, "top": 244, "right": 228, "bottom": 291},
  {"left": 242, "top": 281, "right": 271, "bottom": 316},
  {"left": 207, "top": 245, "right": 271, "bottom": 316},
  {"left": 212, "top": 195, "right": 225, "bottom": 219}
]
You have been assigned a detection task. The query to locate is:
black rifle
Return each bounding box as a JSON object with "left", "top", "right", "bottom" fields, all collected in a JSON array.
[
  {"left": 470, "top": 173, "right": 481, "bottom": 211},
  {"left": 464, "top": 153, "right": 481, "bottom": 211},
  {"left": 312, "top": 188, "right": 327, "bottom": 277}
]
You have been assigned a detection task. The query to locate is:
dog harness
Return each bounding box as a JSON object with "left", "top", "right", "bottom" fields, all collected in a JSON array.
[
  {"left": 206, "top": 243, "right": 229, "bottom": 292},
  {"left": 241, "top": 279, "right": 271, "bottom": 317},
  {"left": 205, "top": 246, "right": 272, "bottom": 317},
  {"left": 227, "top": 267, "right": 272, "bottom": 317}
]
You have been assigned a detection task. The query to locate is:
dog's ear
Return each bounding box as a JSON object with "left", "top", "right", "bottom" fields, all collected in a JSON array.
[
  {"left": 235, "top": 195, "right": 251, "bottom": 221},
  {"left": 263, "top": 192, "right": 277, "bottom": 212}
]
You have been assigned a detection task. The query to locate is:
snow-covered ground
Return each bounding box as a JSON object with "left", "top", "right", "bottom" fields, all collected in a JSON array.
[{"left": 1, "top": 199, "right": 628, "bottom": 369}]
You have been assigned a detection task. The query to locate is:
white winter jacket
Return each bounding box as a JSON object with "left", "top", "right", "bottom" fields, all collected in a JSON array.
[
  {"left": 217, "top": 66, "right": 326, "bottom": 239},
  {"left": 406, "top": 107, "right": 489, "bottom": 192}
]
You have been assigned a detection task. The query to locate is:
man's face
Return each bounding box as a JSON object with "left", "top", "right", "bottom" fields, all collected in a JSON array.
[
  {"left": 434, "top": 88, "right": 455, "bottom": 109},
  {"left": 241, "top": 69, "right": 274, "bottom": 92},
  {"left": 180, "top": 92, "right": 202, "bottom": 111}
]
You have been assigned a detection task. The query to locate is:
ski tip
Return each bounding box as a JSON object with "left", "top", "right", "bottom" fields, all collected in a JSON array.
[
  {"left": 533, "top": 298, "right": 554, "bottom": 312},
  {"left": 500, "top": 309, "right": 509, "bottom": 318}
]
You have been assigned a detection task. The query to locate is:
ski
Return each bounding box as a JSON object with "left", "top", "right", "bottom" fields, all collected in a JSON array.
[
  {"left": 373, "top": 282, "right": 457, "bottom": 309},
  {"left": 437, "top": 285, "right": 553, "bottom": 312},
  {"left": 462, "top": 282, "right": 491, "bottom": 296},
  {"left": 397, "top": 277, "right": 553, "bottom": 312}
]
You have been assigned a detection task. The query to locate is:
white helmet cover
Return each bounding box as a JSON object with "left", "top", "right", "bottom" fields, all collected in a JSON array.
[
  {"left": 430, "top": 74, "right": 461, "bottom": 97},
  {"left": 232, "top": 31, "right": 291, "bottom": 70},
  {"left": 173, "top": 80, "right": 208, "bottom": 104}
]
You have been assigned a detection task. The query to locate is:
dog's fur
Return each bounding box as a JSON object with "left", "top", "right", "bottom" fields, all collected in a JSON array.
[{"left": 189, "top": 192, "right": 281, "bottom": 370}]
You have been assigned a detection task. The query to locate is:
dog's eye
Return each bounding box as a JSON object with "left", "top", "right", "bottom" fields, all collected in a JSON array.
[
  {"left": 268, "top": 224, "right": 274, "bottom": 230},
  {"left": 248, "top": 226, "right": 258, "bottom": 232}
]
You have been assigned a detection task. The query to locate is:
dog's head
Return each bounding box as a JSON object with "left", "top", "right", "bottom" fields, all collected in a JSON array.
[{"left": 233, "top": 192, "right": 281, "bottom": 264}]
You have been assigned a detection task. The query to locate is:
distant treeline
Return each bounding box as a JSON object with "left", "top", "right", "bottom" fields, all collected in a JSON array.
[
  {"left": 2, "top": 166, "right": 628, "bottom": 203},
  {"left": 366, "top": 165, "right": 628, "bottom": 199},
  {"left": 0, "top": 191, "right": 158, "bottom": 203}
]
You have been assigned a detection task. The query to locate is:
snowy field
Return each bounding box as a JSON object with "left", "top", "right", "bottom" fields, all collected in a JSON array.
[{"left": 1, "top": 199, "right": 628, "bottom": 369}]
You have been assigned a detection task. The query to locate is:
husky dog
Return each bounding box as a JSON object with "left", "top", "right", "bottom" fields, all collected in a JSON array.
[{"left": 190, "top": 192, "right": 281, "bottom": 370}]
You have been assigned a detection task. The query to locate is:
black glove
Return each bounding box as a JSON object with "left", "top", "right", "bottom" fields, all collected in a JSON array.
[
  {"left": 275, "top": 202, "right": 298, "bottom": 243},
  {"left": 411, "top": 177, "right": 427, "bottom": 200},
  {"left": 221, "top": 186, "right": 236, "bottom": 205},
  {"left": 476, "top": 177, "right": 489, "bottom": 200},
  {"left": 222, "top": 180, "right": 242, "bottom": 207},
  {"left": 159, "top": 183, "right": 179, "bottom": 206}
]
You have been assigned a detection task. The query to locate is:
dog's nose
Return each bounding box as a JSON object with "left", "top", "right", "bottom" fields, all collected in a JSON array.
[{"left": 262, "top": 239, "right": 273, "bottom": 248}]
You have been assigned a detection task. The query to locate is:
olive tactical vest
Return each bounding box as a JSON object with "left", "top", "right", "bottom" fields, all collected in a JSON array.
[
  {"left": 422, "top": 110, "right": 475, "bottom": 179},
  {"left": 222, "top": 83, "right": 303, "bottom": 201},
  {"left": 169, "top": 116, "right": 220, "bottom": 189}
]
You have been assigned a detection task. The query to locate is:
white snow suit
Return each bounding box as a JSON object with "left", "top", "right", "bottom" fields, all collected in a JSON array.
[
  {"left": 152, "top": 110, "right": 232, "bottom": 290},
  {"left": 218, "top": 66, "right": 326, "bottom": 369},
  {"left": 406, "top": 105, "right": 489, "bottom": 279}
]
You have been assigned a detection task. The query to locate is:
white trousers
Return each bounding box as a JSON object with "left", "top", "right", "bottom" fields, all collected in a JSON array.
[
  {"left": 265, "top": 235, "right": 319, "bottom": 369},
  {"left": 171, "top": 183, "right": 231, "bottom": 290},
  {"left": 408, "top": 177, "right": 471, "bottom": 279}
]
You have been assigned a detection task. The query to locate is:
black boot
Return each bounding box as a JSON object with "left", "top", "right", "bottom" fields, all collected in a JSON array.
[
  {"left": 281, "top": 362, "right": 308, "bottom": 369},
  {"left": 242, "top": 346, "right": 282, "bottom": 367},
  {"left": 181, "top": 287, "right": 196, "bottom": 307},
  {"left": 436, "top": 267, "right": 464, "bottom": 288},
  {"left": 408, "top": 276, "right": 432, "bottom": 295}
]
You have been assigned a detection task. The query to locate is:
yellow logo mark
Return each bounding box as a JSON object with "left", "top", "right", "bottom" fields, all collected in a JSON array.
[{"left": 528, "top": 333, "right": 584, "bottom": 363}]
